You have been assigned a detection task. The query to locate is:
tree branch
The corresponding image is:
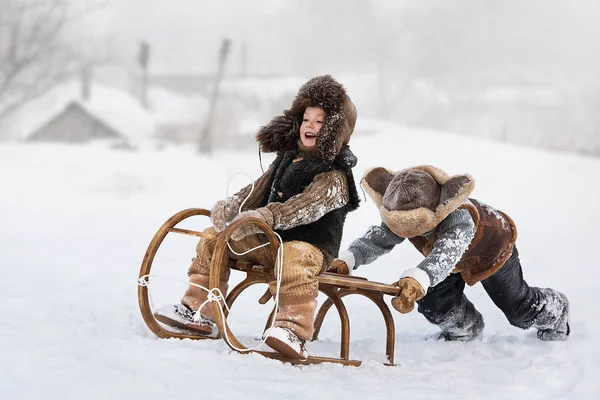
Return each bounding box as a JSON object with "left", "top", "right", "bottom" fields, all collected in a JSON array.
[{"left": 0, "top": 0, "right": 102, "bottom": 122}]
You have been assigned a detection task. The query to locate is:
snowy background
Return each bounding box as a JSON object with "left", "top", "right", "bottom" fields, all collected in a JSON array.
[
  {"left": 1, "top": 0, "right": 600, "bottom": 399},
  {"left": 2, "top": 0, "right": 599, "bottom": 155},
  {"left": 1, "top": 127, "right": 600, "bottom": 399}
]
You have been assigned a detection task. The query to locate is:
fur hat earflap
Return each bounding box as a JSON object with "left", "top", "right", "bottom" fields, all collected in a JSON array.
[
  {"left": 362, "top": 165, "right": 475, "bottom": 238},
  {"left": 256, "top": 75, "right": 357, "bottom": 164}
]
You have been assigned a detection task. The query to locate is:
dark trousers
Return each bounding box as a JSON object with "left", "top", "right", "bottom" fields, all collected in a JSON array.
[{"left": 417, "top": 246, "right": 541, "bottom": 330}]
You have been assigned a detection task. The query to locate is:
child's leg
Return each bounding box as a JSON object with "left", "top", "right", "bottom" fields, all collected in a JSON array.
[
  {"left": 417, "top": 273, "right": 484, "bottom": 341},
  {"left": 180, "top": 227, "right": 229, "bottom": 320},
  {"left": 182, "top": 227, "right": 273, "bottom": 320},
  {"left": 155, "top": 227, "right": 273, "bottom": 334},
  {"left": 153, "top": 226, "right": 228, "bottom": 334},
  {"left": 267, "top": 241, "right": 323, "bottom": 341},
  {"left": 481, "top": 246, "right": 569, "bottom": 340}
]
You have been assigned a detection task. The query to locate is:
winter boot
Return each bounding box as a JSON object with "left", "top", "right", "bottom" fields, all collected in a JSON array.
[
  {"left": 153, "top": 274, "right": 228, "bottom": 336},
  {"left": 263, "top": 295, "right": 317, "bottom": 359},
  {"left": 153, "top": 303, "right": 217, "bottom": 336},
  {"left": 263, "top": 327, "right": 308, "bottom": 359},
  {"left": 438, "top": 297, "right": 485, "bottom": 341},
  {"left": 533, "top": 288, "right": 570, "bottom": 341}
]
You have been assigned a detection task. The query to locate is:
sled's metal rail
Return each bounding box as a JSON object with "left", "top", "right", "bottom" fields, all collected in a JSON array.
[{"left": 138, "top": 208, "right": 401, "bottom": 367}]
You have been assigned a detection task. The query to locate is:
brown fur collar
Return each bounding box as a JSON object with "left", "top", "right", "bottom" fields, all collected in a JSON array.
[
  {"left": 256, "top": 75, "right": 357, "bottom": 164},
  {"left": 362, "top": 165, "right": 475, "bottom": 237}
]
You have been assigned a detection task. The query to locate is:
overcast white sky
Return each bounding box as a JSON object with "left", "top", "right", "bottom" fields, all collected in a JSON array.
[
  {"left": 77, "top": 0, "right": 600, "bottom": 82},
  {"left": 83, "top": 0, "right": 294, "bottom": 74}
]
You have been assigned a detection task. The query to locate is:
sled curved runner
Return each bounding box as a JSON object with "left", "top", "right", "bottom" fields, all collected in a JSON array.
[{"left": 138, "top": 208, "right": 401, "bottom": 366}]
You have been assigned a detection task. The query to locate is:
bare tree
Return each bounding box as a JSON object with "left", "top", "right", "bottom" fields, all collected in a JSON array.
[{"left": 0, "top": 0, "right": 102, "bottom": 121}]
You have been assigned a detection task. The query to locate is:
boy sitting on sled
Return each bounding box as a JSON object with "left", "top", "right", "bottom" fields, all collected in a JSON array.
[
  {"left": 334, "top": 166, "right": 570, "bottom": 341},
  {"left": 154, "top": 75, "right": 361, "bottom": 359}
]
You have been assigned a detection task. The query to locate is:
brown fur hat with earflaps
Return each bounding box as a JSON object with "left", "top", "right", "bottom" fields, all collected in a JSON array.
[
  {"left": 362, "top": 165, "right": 476, "bottom": 238},
  {"left": 256, "top": 75, "right": 357, "bottom": 164}
]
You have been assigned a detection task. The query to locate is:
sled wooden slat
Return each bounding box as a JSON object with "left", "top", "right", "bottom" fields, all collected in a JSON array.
[
  {"left": 317, "top": 273, "right": 401, "bottom": 297},
  {"left": 227, "top": 262, "right": 399, "bottom": 365},
  {"left": 138, "top": 208, "right": 401, "bottom": 367},
  {"left": 255, "top": 351, "right": 362, "bottom": 367},
  {"left": 231, "top": 262, "right": 401, "bottom": 297},
  {"left": 138, "top": 208, "right": 211, "bottom": 340},
  {"left": 166, "top": 227, "right": 216, "bottom": 239}
]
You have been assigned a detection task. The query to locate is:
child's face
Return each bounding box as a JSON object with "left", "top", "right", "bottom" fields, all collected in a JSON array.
[{"left": 300, "top": 106, "right": 326, "bottom": 148}]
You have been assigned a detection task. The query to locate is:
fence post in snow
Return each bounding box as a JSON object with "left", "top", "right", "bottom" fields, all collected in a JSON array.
[
  {"left": 199, "top": 37, "right": 231, "bottom": 154},
  {"left": 138, "top": 41, "right": 151, "bottom": 110}
]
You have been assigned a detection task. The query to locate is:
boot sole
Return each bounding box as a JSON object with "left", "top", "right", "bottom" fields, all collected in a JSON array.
[
  {"left": 154, "top": 312, "right": 214, "bottom": 336},
  {"left": 264, "top": 336, "right": 307, "bottom": 360}
]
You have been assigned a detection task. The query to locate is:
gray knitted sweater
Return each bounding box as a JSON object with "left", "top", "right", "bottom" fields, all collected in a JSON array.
[{"left": 347, "top": 208, "right": 476, "bottom": 287}]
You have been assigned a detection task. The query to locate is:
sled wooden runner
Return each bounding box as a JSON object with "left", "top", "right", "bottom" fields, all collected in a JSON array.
[{"left": 138, "top": 208, "right": 401, "bottom": 367}]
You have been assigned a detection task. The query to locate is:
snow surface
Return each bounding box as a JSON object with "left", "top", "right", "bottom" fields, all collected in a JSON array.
[{"left": 1, "top": 125, "right": 599, "bottom": 399}]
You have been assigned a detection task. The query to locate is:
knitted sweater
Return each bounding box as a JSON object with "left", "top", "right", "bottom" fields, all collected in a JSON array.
[
  {"left": 229, "top": 147, "right": 360, "bottom": 259},
  {"left": 346, "top": 208, "right": 476, "bottom": 288}
]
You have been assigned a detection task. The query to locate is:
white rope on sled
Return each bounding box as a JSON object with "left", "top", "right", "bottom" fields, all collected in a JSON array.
[{"left": 138, "top": 172, "right": 286, "bottom": 353}]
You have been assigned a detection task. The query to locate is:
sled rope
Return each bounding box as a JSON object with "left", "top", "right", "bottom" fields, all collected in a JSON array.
[
  {"left": 138, "top": 233, "right": 284, "bottom": 352},
  {"left": 138, "top": 172, "right": 286, "bottom": 353},
  {"left": 215, "top": 171, "right": 286, "bottom": 351},
  {"left": 226, "top": 242, "right": 270, "bottom": 256},
  {"left": 225, "top": 171, "right": 255, "bottom": 217},
  {"left": 196, "top": 232, "right": 284, "bottom": 352}
]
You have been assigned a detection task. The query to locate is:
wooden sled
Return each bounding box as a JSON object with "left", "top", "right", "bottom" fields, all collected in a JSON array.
[{"left": 138, "top": 208, "right": 401, "bottom": 367}]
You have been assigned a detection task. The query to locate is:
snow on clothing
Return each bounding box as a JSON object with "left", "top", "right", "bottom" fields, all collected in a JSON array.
[
  {"left": 343, "top": 165, "right": 570, "bottom": 340},
  {"left": 419, "top": 246, "right": 569, "bottom": 341},
  {"left": 183, "top": 228, "right": 324, "bottom": 340},
  {"left": 256, "top": 75, "right": 357, "bottom": 165},
  {"left": 176, "top": 75, "right": 361, "bottom": 343},
  {"left": 346, "top": 209, "right": 476, "bottom": 287},
  {"left": 360, "top": 165, "right": 517, "bottom": 286},
  {"left": 409, "top": 198, "right": 517, "bottom": 285},
  {"left": 228, "top": 145, "right": 360, "bottom": 263}
]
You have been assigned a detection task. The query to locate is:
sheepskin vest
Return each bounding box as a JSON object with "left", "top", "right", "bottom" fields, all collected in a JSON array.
[
  {"left": 261, "top": 151, "right": 360, "bottom": 259},
  {"left": 408, "top": 199, "right": 518, "bottom": 285}
]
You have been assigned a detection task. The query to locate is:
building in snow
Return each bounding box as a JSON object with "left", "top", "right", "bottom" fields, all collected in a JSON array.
[
  {"left": 26, "top": 101, "right": 127, "bottom": 146},
  {"left": 1, "top": 80, "right": 157, "bottom": 148}
]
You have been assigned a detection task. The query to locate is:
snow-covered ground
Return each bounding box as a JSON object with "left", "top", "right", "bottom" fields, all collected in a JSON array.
[{"left": 1, "top": 126, "right": 599, "bottom": 399}]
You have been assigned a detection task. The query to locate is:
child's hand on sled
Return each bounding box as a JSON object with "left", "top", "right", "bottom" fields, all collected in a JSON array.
[
  {"left": 211, "top": 199, "right": 240, "bottom": 232},
  {"left": 328, "top": 250, "right": 355, "bottom": 275},
  {"left": 391, "top": 277, "right": 426, "bottom": 314},
  {"left": 229, "top": 209, "right": 274, "bottom": 241},
  {"left": 329, "top": 259, "right": 351, "bottom": 275}
]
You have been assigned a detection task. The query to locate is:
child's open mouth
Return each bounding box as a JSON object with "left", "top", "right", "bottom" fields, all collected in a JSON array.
[{"left": 305, "top": 132, "right": 317, "bottom": 139}]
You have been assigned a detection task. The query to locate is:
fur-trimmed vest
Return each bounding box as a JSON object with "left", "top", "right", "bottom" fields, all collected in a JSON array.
[
  {"left": 260, "top": 151, "right": 360, "bottom": 258},
  {"left": 408, "top": 199, "right": 518, "bottom": 285},
  {"left": 361, "top": 165, "right": 518, "bottom": 286}
]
